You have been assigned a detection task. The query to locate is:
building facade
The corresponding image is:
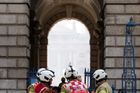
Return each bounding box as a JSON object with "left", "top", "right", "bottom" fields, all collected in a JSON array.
[{"left": 0, "top": 0, "right": 139, "bottom": 93}]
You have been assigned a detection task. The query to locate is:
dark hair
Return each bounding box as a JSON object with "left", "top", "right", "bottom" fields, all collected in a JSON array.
[{"left": 61, "top": 77, "right": 65, "bottom": 83}]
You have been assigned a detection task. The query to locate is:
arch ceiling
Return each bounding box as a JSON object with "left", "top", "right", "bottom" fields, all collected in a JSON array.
[
  {"left": 33, "top": 0, "right": 104, "bottom": 68},
  {"left": 35, "top": 0, "right": 103, "bottom": 37}
]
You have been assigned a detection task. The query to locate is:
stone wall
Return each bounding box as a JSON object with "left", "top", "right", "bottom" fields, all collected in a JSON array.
[
  {"left": 104, "top": 0, "right": 140, "bottom": 92},
  {"left": 0, "top": 0, "right": 30, "bottom": 93}
]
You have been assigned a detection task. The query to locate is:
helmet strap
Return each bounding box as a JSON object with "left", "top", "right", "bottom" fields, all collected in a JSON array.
[{"left": 96, "top": 77, "right": 107, "bottom": 85}]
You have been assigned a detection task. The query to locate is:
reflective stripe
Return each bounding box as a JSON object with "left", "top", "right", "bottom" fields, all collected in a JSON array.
[
  {"left": 61, "top": 92, "right": 65, "bottom": 93},
  {"left": 98, "top": 90, "right": 107, "bottom": 93},
  {"left": 28, "top": 85, "right": 35, "bottom": 93},
  {"left": 39, "top": 87, "right": 47, "bottom": 93}
]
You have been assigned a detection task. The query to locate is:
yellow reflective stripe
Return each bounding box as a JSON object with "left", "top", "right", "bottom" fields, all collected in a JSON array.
[
  {"left": 60, "top": 85, "right": 66, "bottom": 93},
  {"left": 61, "top": 92, "right": 65, "bottom": 93},
  {"left": 28, "top": 85, "right": 35, "bottom": 93},
  {"left": 98, "top": 90, "right": 107, "bottom": 93}
]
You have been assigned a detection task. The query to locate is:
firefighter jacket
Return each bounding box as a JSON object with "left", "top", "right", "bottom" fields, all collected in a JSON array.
[
  {"left": 95, "top": 82, "right": 112, "bottom": 93},
  {"left": 28, "top": 82, "right": 55, "bottom": 93}
]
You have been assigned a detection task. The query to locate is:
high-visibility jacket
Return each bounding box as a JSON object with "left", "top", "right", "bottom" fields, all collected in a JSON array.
[
  {"left": 61, "top": 79, "right": 88, "bottom": 93},
  {"left": 95, "top": 82, "right": 112, "bottom": 93},
  {"left": 28, "top": 84, "right": 35, "bottom": 93},
  {"left": 28, "top": 82, "right": 55, "bottom": 93}
]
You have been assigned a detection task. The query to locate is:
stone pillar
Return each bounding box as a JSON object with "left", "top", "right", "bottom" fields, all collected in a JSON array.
[
  {"left": 0, "top": 0, "right": 30, "bottom": 93},
  {"left": 39, "top": 35, "right": 47, "bottom": 68},
  {"left": 104, "top": 0, "right": 140, "bottom": 92},
  {"left": 90, "top": 36, "right": 99, "bottom": 69}
]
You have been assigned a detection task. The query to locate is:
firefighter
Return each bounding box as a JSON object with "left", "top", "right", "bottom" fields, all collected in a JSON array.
[
  {"left": 28, "top": 68, "right": 55, "bottom": 93},
  {"left": 61, "top": 65, "right": 88, "bottom": 93},
  {"left": 28, "top": 68, "right": 46, "bottom": 93},
  {"left": 93, "top": 69, "right": 112, "bottom": 93}
]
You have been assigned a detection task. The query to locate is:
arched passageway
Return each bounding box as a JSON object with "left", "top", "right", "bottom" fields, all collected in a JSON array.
[
  {"left": 30, "top": 0, "right": 104, "bottom": 70},
  {"left": 48, "top": 19, "right": 90, "bottom": 85}
]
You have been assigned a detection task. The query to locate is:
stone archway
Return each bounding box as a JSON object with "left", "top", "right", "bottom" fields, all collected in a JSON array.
[{"left": 31, "top": 0, "right": 104, "bottom": 69}]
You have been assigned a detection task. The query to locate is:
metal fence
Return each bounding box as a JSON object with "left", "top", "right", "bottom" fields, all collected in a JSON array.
[{"left": 84, "top": 68, "right": 95, "bottom": 93}]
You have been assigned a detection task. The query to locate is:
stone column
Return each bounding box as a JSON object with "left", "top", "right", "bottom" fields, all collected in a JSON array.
[
  {"left": 39, "top": 35, "right": 47, "bottom": 68},
  {"left": 0, "top": 0, "right": 30, "bottom": 93},
  {"left": 90, "top": 36, "right": 99, "bottom": 69},
  {"left": 104, "top": 0, "right": 140, "bottom": 92}
]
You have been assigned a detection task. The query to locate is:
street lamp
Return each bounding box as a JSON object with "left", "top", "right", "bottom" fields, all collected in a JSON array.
[
  {"left": 126, "top": 17, "right": 136, "bottom": 34},
  {"left": 122, "top": 17, "right": 137, "bottom": 93}
]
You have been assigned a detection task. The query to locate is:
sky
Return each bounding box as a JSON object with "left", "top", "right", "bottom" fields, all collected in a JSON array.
[{"left": 48, "top": 19, "right": 90, "bottom": 86}]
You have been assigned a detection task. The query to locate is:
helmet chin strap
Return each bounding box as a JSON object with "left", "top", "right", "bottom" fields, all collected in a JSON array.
[
  {"left": 96, "top": 76, "right": 107, "bottom": 85},
  {"left": 96, "top": 79, "right": 106, "bottom": 88}
]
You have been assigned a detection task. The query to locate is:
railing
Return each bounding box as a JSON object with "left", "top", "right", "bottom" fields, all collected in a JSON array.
[
  {"left": 84, "top": 68, "right": 95, "bottom": 93},
  {"left": 84, "top": 68, "right": 116, "bottom": 93}
]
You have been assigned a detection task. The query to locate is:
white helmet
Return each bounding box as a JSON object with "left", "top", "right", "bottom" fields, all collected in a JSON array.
[
  {"left": 38, "top": 69, "right": 55, "bottom": 82},
  {"left": 64, "top": 65, "right": 78, "bottom": 78},
  {"left": 93, "top": 69, "right": 107, "bottom": 81},
  {"left": 36, "top": 68, "right": 46, "bottom": 78}
]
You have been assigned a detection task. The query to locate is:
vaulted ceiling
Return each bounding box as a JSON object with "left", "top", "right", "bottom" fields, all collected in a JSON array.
[
  {"left": 30, "top": 0, "right": 104, "bottom": 68},
  {"left": 35, "top": 0, "right": 104, "bottom": 36}
]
